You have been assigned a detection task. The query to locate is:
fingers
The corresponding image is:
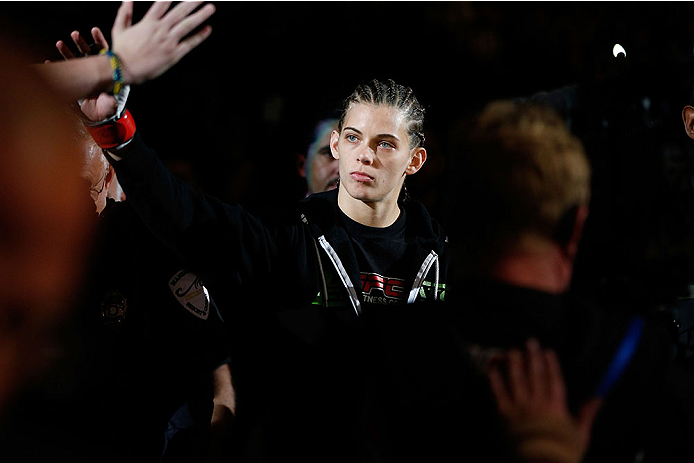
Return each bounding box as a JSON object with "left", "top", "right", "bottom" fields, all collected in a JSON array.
[
  {"left": 170, "top": 4, "right": 216, "bottom": 63},
  {"left": 143, "top": 1, "right": 172, "bottom": 21},
  {"left": 577, "top": 397, "right": 603, "bottom": 438},
  {"left": 175, "top": 25, "right": 213, "bottom": 62},
  {"left": 108, "top": 0, "right": 215, "bottom": 84},
  {"left": 507, "top": 348, "right": 530, "bottom": 404},
  {"left": 487, "top": 339, "right": 600, "bottom": 455},
  {"left": 162, "top": 1, "right": 202, "bottom": 27},
  {"left": 57, "top": 27, "right": 109, "bottom": 62},
  {"left": 575, "top": 396, "right": 603, "bottom": 453},
  {"left": 113, "top": 1, "right": 134, "bottom": 34},
  {"left": 71, "top": 30, "right": 92, "bottom": 56},
  {"left": 526, "top": 338, "right": 546, "bottom": 399},
  {"left": 544, "top": 347, "right": 567, "bottom": 404},
  {"left": 487, "top": 361, "right": 512, "bottom": 415},
  {"left": 91, "top": 27, "right": 109, "bottom": 52},
  {"left": 170, "top": 3, "right": 216, "bottom": 40},
  {"left": 487, "top": 340, "right": 567, "bottom": 417},
  {"left": 56, "top": 40, "right": 76, "bottom": 60}
]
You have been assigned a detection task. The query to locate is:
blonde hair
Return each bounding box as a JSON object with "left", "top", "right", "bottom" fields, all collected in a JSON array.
[{"left": 456, "top": 100, "right": 591, "bottom": 257}]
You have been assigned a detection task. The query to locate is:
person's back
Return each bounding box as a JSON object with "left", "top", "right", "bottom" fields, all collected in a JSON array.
[{"left": 444, "top": 100, "right": 694, "bottom": 462}]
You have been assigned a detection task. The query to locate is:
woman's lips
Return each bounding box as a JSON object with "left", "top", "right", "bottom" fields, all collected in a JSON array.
[{"left": 350, "top": 171, "right": 373, "bottom": 182}]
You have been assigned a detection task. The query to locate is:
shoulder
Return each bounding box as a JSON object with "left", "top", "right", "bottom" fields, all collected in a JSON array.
[
  {"left": 300, "top": 188, "right": 338, "bottom": 209},
  {"left": 299, "top": 189, "right": 339, "bottom": 229},
  {"left": 401, "top": 198, "right": 448, "bottom": 247}
]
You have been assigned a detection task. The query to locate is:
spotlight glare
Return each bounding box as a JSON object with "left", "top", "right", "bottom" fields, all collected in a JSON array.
[{"left": 613, "top": 43, "right": 626, "bottom": 58}]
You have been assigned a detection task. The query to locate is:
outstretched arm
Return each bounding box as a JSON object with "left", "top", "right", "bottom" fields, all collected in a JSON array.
[
  {"left": 54, "top": 26, "right": 123, "bottom": 122},
  {"left": 46, "top": 2, "right": 292, "bottom": 289},
  {"left": 37, "top": 1, "right": 215, "bottom": 105}
]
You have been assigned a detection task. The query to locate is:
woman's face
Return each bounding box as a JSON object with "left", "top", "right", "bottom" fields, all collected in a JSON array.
[{"left": 330, "top": 103, "right": 425, "bottom": 209}]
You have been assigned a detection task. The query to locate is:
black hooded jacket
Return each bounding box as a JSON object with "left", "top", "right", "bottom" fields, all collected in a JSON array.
[
  {"left": 110, "top": 134, "right": 449, "bottom": 317},
  {"left": 109, "top": 132, "right": 452, "bottom": 462}
]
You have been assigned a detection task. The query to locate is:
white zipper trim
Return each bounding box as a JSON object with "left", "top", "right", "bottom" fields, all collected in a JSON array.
[
  {"left": 302, "top": 213, "right": 331, "bottom": 306},
  {"left": 408, "top": 250, "right": 439, "bottom": 304},
  {"left": 317, "top": 235, "right": 362, "bottom": 316},
  {"left": 311, "top": 237, "right": 329, "bottom": 305}
]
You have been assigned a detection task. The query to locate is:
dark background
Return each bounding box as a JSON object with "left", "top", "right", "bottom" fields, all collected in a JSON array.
[{"left": 4, "top": 1, "right": 694, "bottom": 311}]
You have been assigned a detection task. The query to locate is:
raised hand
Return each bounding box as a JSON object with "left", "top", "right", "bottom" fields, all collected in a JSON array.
[
  {"left": 56, "top": 27, "right": 109, "bottom": 59},
  {"left": 111, "top": 1, "right": 216, "bottom": 85},
  {"left": 56, "top": 27, "right": 121, "bottom": 122},
  {"left": 38, "top": 2, "right": 214, "bottom": 113}
]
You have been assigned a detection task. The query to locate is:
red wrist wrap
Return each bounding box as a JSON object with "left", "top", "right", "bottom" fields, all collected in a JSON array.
[{"left": 86, "top": 109, "right": 136, "bottom": 149}]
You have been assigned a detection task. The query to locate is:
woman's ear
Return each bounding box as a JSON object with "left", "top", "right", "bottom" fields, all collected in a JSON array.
[
  {"left": 405, "top": 147, "right": 427, "bottom": 176},
  {"left": 330, "top": 130, "right": 340, "bottom": 160}
]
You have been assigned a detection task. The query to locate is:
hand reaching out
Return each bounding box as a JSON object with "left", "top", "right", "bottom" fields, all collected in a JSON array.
[
  {"left": 56, "top": 26, "right": 108, "bottom": 59},
  {"left": 56, "top": 27, "right": 122, "bottom": 122},
  {"left": 487, "top": 339, "right": 603, "bottom": 463},
  {"left": 40, "top": 2, "right": 215, "bottom": 118},
  {"left": 111, "top": 1, "right": 216, "bottom": 85}
]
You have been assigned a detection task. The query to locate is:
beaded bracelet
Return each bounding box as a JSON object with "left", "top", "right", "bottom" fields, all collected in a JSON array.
[{"left": 99, "top": 49, "right": 124, "bottom": 95}]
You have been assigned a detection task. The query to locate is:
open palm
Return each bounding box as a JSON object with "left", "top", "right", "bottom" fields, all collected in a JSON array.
[{"left": 56, "top": 27, "right": 118, "bottom": 122}]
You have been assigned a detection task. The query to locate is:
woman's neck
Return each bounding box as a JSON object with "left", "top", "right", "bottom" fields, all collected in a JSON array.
[{"left": 337, "top": 188, "right": 400, "bottom": 228}]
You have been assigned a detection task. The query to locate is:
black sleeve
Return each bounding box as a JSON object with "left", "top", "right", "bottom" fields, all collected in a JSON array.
[{"left": 109, "top": 133, "right": 299, "bottom": 289}]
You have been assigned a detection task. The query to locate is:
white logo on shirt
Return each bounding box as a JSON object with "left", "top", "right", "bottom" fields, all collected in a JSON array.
[{"left": 169, "top": 269, "right": 209, "bottom": 320}]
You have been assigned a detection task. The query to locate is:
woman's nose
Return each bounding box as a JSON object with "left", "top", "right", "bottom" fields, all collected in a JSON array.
[{"left": 357, "top": 146, "right": 374, "bottom": 165}]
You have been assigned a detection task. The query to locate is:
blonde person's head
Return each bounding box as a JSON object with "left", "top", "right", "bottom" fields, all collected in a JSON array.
[{"left": 454, "top": 100, "right": 591, "bottom": 265}]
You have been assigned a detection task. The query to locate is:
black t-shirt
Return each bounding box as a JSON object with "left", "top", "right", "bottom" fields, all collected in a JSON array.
[{"left": 339, "top": 208, "right": 411, "bottom": 307}]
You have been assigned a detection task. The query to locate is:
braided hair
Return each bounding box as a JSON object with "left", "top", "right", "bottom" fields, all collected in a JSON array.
[{"left": 337, "top": 79, "right": 426, "bottom": 149}]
